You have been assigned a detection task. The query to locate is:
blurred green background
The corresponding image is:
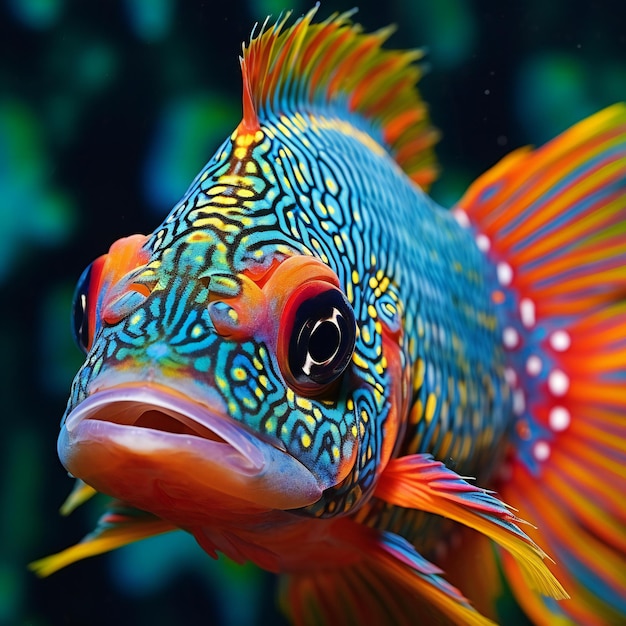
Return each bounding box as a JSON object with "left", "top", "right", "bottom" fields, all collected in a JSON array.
[{"left": 1, "top": 0, "right": 624, "bottom": 624}]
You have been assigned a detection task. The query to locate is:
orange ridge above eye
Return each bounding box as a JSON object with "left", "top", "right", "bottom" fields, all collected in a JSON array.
[
  {"left": 260, "top": 256, "right": 341, "bottom": 311},
  {"left": 90, "top": 234, "right": 152, "bottom": 341}
]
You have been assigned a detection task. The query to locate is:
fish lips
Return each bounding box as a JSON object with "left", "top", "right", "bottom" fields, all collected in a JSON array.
[{"left": 58, "top": 385, "right": 323, "bottom": 512}]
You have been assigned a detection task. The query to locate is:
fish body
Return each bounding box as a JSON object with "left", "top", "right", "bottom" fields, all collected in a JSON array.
[{"left": 33, "top": 8, "right": 626, "bottom": 625}]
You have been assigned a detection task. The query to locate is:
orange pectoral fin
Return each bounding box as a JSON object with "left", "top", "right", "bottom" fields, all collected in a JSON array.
[
  {"left": 281, "top": 520, "right": 496, "bottom": 625},
  {"left": 374, "top": 454, "right": 568, "bottom": 601},
  {"left": 29, "top": 501, "right": 176, "bottom": 577}
]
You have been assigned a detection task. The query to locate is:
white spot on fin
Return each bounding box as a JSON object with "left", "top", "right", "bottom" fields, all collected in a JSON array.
[
  {"left": 550, "top": 330, "right": 571, "bottom": 352},
  {"left": 503, "top": 327, "right": 519, "bottom": 349},
  {"left": 504, "top": 367, "right": 517, "bottom": 387},
  {"left": 497, "top": 262, "right": 513, "bottom": 286},
  {"left": 549, "top": 406, "right": 571, "bottom": 432},
  {"left": 453, "top": 208, "right": 470, "bottom": 228},
  {"left": 526, "top": 355, "right": 542, "bottom": 376},
  {"left": 548, "top": 369, "right": 570, "bottom": 396},
  {"left": 533, "top": 441, "right": 551, "bottom": 462},
  {"left": 519, "top": 298, "right": 536, "bottom": 328},
  {"left": 476, "top": 233, "right": 490, "bottom": 252}
]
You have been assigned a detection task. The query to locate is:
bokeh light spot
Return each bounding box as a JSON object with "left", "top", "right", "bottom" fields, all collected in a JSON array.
[
  {"left": 6, "top": 0, "right": 64, "bottom": 29},
  {"left": 143, "top": 94, "right": 239, "bottom": 214}
]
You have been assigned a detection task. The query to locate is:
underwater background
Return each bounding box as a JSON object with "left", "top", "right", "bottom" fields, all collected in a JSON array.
[{"left": 2, "top": 1, "right": 624, "bottom": 624}]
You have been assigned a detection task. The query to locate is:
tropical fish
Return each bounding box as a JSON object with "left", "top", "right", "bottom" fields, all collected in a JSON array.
[{"left": 31, "top": 7, "right": 626, "bottom": 625}]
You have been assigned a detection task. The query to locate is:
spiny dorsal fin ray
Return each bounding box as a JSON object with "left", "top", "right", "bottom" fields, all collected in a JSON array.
[{"left": 239, "top": 5, "right": 440, "bottom": 188}]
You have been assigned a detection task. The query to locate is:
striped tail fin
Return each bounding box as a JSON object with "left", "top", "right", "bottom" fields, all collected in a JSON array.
[{"left": 454, "top": 104, "right": 626, "bottom": 624}]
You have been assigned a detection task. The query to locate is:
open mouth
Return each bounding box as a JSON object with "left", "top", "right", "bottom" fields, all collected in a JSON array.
[
  {"left": 134, "top": 409, "right": 225, "bottom": 439},
  {"left": 78, "top": 396, "right": 238, "bottom": 450},
  {"left": 61, "top": 386, "right": 268, "bottom": 472},
  {"left": 58, "top": 385, "right": 322, "bottom": 510}
]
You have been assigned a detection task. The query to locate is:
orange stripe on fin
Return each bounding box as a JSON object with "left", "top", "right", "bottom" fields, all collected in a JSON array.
[
  {"left": 457, "top": 104, "right": 626, "bottom": 314},
  {"left": 457, "top": 104, "right": 626, "bottom": 623},
  {"left": 280, "top": 520, "right": 497, "bottom": 625},
  {"left": 238, "top": 6, "right": 439, "bottom": 188},
  {"left": 375, "top": 454, "right": 567, "bottom": 601}
]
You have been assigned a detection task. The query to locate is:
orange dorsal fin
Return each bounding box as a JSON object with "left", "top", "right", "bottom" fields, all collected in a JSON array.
[{"left": 237, "top": 6, "right": 439, "bottom": 188}]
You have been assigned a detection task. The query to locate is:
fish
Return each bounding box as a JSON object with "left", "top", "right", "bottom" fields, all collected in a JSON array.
[{"left": 31, "top": 7, "right": 626, "bottom": 625}]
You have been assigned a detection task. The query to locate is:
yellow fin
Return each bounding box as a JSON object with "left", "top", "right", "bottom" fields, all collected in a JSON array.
[
  {"left": 30, "top": 503, "right": 176, "bottom": 577},
  {"left": 59, "top": 479, "right": 97, "bottom": 516}
]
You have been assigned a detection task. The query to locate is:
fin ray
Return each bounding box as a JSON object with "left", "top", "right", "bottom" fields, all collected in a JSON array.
[
  {"left": 375, "top": 454, "right": 567, "bottom": 600},
  {"left": 281, "top": 521, "right": 495, "bottom": 625},
  {"left": 457, "top": 104, "right": 626, "bottom": 312},
  {"left": 29, "top": 501, "right": 176, "bottom": 577},
  {"left": 240, "top": 6, "right": 439, "bottom": 187},
  {"left": 456, "top": 104, "right": 626, "bottom": 623},
  {"left": 58, "top": 479, "right": 98, "bottom": 516}
]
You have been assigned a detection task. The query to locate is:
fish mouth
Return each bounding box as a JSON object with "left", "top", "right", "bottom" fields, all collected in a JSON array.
[{"left": 58, "top": 385, "right": 323, "bottom": 511}]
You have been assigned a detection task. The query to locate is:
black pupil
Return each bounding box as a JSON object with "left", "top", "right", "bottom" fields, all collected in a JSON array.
[
  {"left": 308, "top": 319, "right": 340, "bottom": 364},
  {"left": 289, "top": 289, "right": 356, "bottom": 388}
]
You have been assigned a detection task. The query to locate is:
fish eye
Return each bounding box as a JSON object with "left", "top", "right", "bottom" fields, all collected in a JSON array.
[
  {"left": 72, "top": 263, "right": 93, "bottom": 354},
  {"left": 72, "top": 253, "right": 106, "bottom": 354},
  {"left": 280, "top": 286, "right": 356, "bottom": 395}
]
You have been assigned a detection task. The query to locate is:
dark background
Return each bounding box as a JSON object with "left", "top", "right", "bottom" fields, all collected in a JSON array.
[{"left": 1, "top": 1, "right": 624, "bottom": 624}]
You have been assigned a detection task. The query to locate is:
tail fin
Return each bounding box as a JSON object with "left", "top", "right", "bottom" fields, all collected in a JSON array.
[{"left": 454, "top": 104, "right": 626, "bottom": 624}]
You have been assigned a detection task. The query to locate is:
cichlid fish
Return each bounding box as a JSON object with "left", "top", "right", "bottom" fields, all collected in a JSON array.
[{"left": 32, "top": 7, "right": 626, "bottom": 625}]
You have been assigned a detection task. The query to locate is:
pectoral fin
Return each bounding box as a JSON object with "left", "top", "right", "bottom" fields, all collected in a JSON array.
[
  {"left": 375, "top": 453, "right": 567, "bottom": 600},
  {"left": 281, "top": 520, "right": 495, "bottom": 625},
  {"left": 29, "top": 500, "right": 176, "bottom": 577}
]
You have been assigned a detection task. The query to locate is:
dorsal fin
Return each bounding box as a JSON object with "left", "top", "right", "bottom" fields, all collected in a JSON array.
[{"left": 238, "top": 6, "right": 440, "bottom": 189}]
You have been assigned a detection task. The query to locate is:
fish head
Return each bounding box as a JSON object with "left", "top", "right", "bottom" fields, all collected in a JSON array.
[
  {"left": 60, "top": 84, "right": 414, "bottom": 521},
  {"left": 61, "top": 194, "right": 408, "bottom": 523}
]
